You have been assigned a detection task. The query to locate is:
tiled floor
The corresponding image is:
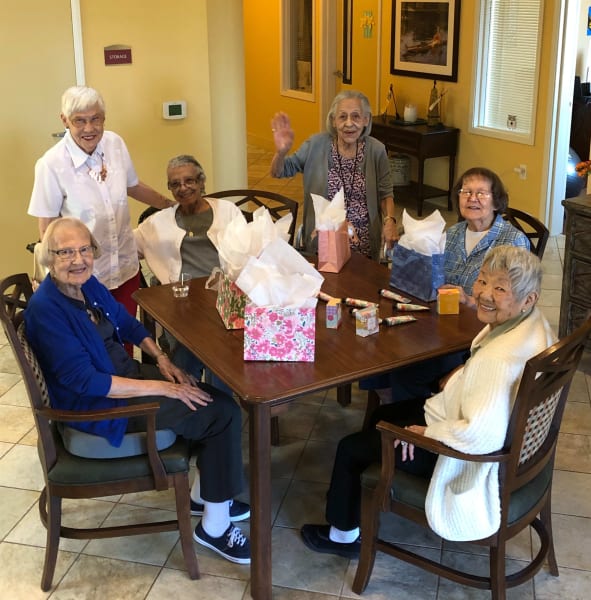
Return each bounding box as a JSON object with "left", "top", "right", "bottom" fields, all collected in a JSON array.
[{"left": 0, "top": 150, "right": 589, "bottom": 599}]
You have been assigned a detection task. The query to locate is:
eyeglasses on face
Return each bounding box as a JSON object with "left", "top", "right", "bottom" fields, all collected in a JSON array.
[
  {"left": 458, "top": 189, "right": 492, "bottom": 200},
  {"left": 49, "top": 245, "right": 96, "bottom": 261},
  {"left": 167, "top": 178, "right": 199, "bottom": 191},
  {"left": 70, "top": 115, "right": 105, "bottom": 128}
]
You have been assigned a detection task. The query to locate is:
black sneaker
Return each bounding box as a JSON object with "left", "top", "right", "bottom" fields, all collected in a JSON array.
[
  {"left": 193, "top": 521, "right": 251, "bottom": 564},
  {"left": 300, "top": 524, "right": 360, "bottom": 559},
  {"left": 190, "top": 499, "right": 250, "bottom": 521}
]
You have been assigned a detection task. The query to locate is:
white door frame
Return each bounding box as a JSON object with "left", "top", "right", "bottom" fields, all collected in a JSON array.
[
  {"left": 545, "top": 0, "right": 579, "bottom": 236},
  {"left": 70, "top": 0, "right": 85, "bottom": 84}
]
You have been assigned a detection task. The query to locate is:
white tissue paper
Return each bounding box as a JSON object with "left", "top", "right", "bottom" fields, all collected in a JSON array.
[
  {"left": 235, "top": 238, "right": 324, "bottom": 309},
  {"left": 398, "top": 209, "right": 446, "bottom": 256},
  {"left": 206, "top": 199, "right": 293, "bottom": 281},
  {"left": 311, "top": 187, "right": 347, "bottom": 231}
]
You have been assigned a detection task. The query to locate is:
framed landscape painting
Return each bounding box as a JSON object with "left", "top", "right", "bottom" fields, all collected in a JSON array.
[{"left": 390, "top": 0, "right": 461, "bottom": 82}]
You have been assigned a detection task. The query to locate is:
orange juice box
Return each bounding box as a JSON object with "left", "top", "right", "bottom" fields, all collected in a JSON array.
[{"left": 437, "top": 288, "right": 460, "bottom": 314}]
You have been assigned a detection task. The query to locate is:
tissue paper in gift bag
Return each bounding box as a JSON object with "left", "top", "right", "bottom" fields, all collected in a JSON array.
[
  {"left": 317, "top": 221, "right": 351, "bottom": 273},
  {"left": 216, "top": 272, "right": 248, "bottom": 329},
  {"left": 389, "top": 244, "right": 445, "bottom": 302},
  {"left": 244, "top": 304, "right": 316, "bottom": 362}
]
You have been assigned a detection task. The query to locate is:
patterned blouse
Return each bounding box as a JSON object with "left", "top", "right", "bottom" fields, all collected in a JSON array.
[{"left": 327, "top": 139, "right": 369, "bottom": 256}]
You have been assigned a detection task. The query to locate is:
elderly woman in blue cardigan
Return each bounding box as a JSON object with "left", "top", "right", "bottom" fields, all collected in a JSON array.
[
  {"left": 24, "top": 217, "right": 250, "bottom": 565},
  {"left": 270, "top": 89, "right": 398, "bottom": 260}
]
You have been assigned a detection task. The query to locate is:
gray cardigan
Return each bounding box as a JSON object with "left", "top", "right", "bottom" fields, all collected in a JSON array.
[{"left": 278, "top": 133, "right": 392, "bottom": 260}]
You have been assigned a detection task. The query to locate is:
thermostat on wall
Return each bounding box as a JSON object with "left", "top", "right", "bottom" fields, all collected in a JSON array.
[{"left": 163, "top": 100, "right": 187, "bottom": 120}]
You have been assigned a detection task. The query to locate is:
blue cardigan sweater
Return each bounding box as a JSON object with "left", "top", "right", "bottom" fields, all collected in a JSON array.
[{"left": 24, "top": 275, "right": 150, "bottom": 446}]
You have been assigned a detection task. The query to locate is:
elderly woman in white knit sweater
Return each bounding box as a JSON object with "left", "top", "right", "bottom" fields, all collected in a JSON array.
[{"left": 301, "top": 245, "right": 556, "bottom": 557}]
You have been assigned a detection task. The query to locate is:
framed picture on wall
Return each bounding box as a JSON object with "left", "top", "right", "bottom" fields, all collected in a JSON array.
[{"left": 390, "top": 0, "right": 461, "bottom": 82}]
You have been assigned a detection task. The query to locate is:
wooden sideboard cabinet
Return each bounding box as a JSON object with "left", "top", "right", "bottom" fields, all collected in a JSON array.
[
  {"left": 559, "top": 195, "right": 591, "bottom": 350},
  {"left": 371, "top": 117, "right": 459, "bottom": 216}
]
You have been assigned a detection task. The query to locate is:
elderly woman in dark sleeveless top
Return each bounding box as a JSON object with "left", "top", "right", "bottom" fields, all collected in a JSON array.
[{"left": 134, "top": 155, "right": 231, "bottom": 395}]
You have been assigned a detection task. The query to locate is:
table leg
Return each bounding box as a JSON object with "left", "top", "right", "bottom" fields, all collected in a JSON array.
[
  {"left": 336, "top": 384, "right": 351, "bottom": 406},
  {"left": 248, "top": 402, "right": 273, "bottom": 600}
]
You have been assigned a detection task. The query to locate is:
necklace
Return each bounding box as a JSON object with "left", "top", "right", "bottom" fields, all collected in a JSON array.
[
  {"left": 335, "top": 140, "right": 360, "bottom": 203},
  {"left": 88, "top": 152, "right": 107, "bottom": 183}
]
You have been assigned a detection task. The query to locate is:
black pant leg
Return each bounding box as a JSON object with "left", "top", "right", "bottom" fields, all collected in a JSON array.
[{"left": 325, "top": 400, "right": 436, "bottom": 531}]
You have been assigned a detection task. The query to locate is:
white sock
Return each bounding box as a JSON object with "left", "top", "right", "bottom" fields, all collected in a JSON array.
[
  {"left": 190, "top": 469, "right": 203, "bottom": 504},
  {"left": 329, "top": 525, "right": 359, "bottom": 544},
  {"left": 202, "top": 500, "right": 231, "bottom": 538}
]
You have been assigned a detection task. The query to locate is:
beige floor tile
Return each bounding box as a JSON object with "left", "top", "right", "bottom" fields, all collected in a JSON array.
[
  {"left": 0, "top": 345, "right": 18, "bottom": 374},
  {"left": 271, "top": 526, "right": 348, "bottom": 595},
  {"left": 0, "top": 443, "right": 44, "bottom": 490},
  {"left": 0, "top": 405, "right": 34, "bottom": 443},
  {"left": 555, "top": 432, "right": 591, "bottom": 472},
  {"left": 0, "top": 487, "right": 38, "bottom": 538},
  {"left": 552, "top": 470, "right": 591, "bottom": 517},
  {"left": 560, "top": 401, "right": 591, "bottom": 435},
  {"left": 0, "top": 372, "right": 21, "bottom": 396},
  {"left": 51, "top": 553, "right": 159, "bottom": 599},
  {"left": 567, "top": 370, "right": 591, "bottom": 403},
  {"left": 309, "top": 404, "right": 365, "bottom": 442},
  {"left": 534, "top": 565, "right": 591, "bottom": 600},
  {"left": 293, "top": 440, "right": 338, "bottom": 484},
  {"left": 0, "top": 542, "right": 77, "bottom": 600},
  {"left": 147, "top": 566, "right": 247, "bottom": 600},
  {"left": 275, "top": 479, "right": 328, "bottom": 529},
  {"left": 341, "top": 546, "right": 439, "bottom": 599},
  {"left": 0, "top": 379, "right": 29, "bottom": 407},
  {"left": 552, "top": 513, "right": 591, "bottom": 570}
]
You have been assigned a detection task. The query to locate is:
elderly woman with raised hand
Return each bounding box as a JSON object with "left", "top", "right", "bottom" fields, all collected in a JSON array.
[
  {"left": 301, "top": 246, "right": 556, "bottom": 556},
  {"left": 270, "top": 89, "right": 397, "bottom": 260},
  {"left": 28, "top": 86, "right": 173, "bottom": 324},
  {"left": 134, "top": 154, "right": 231, "bottom": 395},
  {"left": 24, "top": 217, "right": 251, "bottom": 565}
]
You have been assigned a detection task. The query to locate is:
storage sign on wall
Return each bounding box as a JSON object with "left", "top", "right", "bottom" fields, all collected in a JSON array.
[{"left": 104, "top": 45, "right": 132, "bottom": 65}]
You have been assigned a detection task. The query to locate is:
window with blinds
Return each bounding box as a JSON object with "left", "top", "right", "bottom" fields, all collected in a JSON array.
[
  {"left": 281, "top": 0, "right": 314, "bottom": 99},
  {"left": 471, "top": 0, "right": 544, "bottom": 144}
]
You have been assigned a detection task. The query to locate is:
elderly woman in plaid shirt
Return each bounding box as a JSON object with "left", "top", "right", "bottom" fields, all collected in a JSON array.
[{"left": 361, "top": 167, "right": 530, "bottom": 405}]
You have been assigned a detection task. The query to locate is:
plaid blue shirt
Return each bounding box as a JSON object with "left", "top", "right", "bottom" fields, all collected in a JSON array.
[{"left": 444, "top": 214, "right": 530, "bottom": 295}]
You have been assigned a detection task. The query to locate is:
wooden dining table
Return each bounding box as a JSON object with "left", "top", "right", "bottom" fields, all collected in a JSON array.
[{"left": 133, "top": 253, "right": 482, "bottom": 600}]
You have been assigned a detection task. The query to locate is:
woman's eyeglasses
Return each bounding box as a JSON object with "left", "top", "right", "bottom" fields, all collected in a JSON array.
[
  {"left": 458, "top": 189, "right": 492, "bottom": 200},
  {"left": 167, "top": 178, "right": 199, "bottom": 191},
  {"left": 49, "top": 245, "right": 95, "bottom": 261}
]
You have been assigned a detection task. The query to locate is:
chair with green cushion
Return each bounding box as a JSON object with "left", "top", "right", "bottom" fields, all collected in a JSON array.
[
  {"left": 353, "top": 317, "right": 591, "bottom": 599},
  {"left": 0, "top": 273, "right": 199, "bottom": 591}
]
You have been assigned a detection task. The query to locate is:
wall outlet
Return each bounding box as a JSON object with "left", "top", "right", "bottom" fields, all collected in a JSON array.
[{"left": 507, "top": 115, "right": 517, "bottom": 129}]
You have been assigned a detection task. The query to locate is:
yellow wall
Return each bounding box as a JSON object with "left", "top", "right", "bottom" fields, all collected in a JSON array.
[
  {"left": 244, "top": 1, "right": 323, "bottom": 150},
  {"left": 81, "top": 0, "right": 215, "bottom": 227},
  {"left": 245, "top": 0, "right": 560, "bottom": 221}
]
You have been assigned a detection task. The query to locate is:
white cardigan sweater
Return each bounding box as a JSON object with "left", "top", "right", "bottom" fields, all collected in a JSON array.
[{"left": 423, "top": 307, "right": 556, "bottom": 541}]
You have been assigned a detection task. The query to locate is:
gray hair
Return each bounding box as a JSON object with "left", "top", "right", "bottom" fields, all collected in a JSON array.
[
  {"left": 325, "top": 90, "right": 373, "bottom": 139},
  {"left": 167, "top": 155, "right": 206, "bottom": 192},
  {"left": 38, "top": 218, "right": 101, "bottom": 268},
  {"left": 61, "top": 86, "right": 106, "bottom": 119},
  {"left": 480, "top": 246, "right": 541, "bottom": 301}
]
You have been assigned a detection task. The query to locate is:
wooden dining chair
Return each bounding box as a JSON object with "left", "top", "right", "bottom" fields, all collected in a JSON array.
[
  {"left": 0, "top": 273, "right": 200, "bottom": 591},
  {"left": 502, "top": 207, "right": 550, "bottom": 259},
  {"left": 206, "top": 189, "right": 299, "bottom": 246},
  {"left": 352, "top": 317, "right": 591, "bottom": 599}
]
